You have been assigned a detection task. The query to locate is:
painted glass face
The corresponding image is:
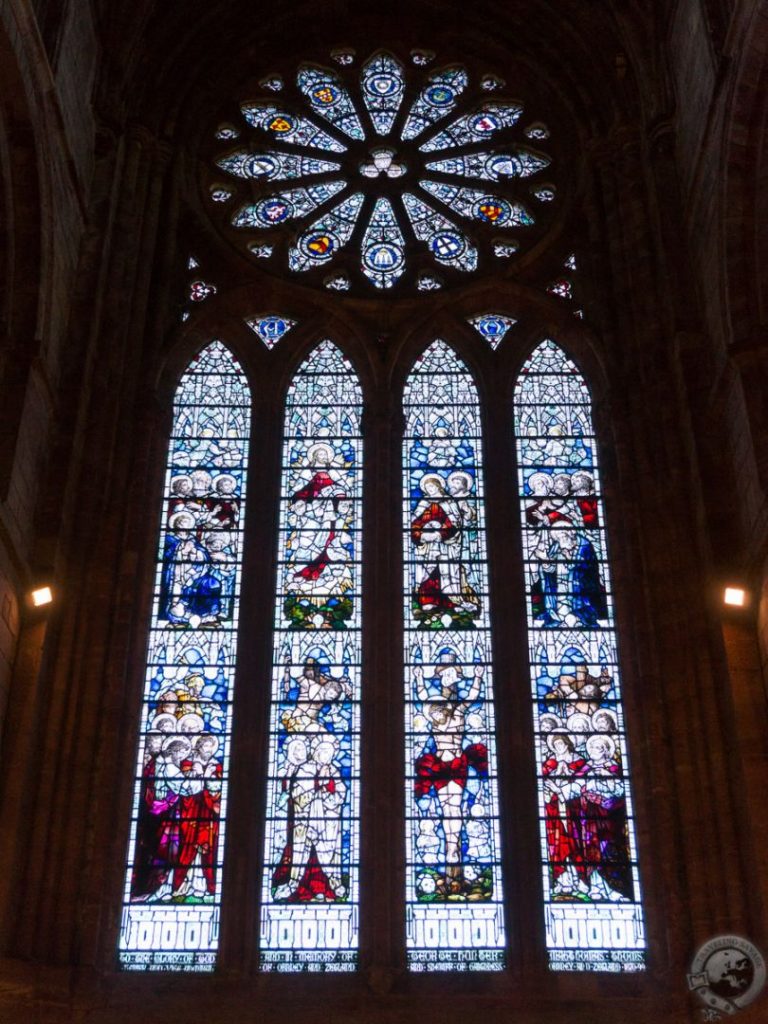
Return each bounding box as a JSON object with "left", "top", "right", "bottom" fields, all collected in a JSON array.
[{"left": 209, "top": 51, "right": 555, "bottom": 292}]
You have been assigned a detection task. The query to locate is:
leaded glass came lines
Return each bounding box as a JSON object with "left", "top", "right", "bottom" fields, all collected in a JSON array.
[
  {"left": 403, "top": 340, "right": 506, "bottom": 972},
  {"left": 119, "top": 341, "right": 251, "bottom": 973},
  {"left": 259, "top": 342, "right": 362, "bottom": 973},
  {"left": 513, "top": 340, "right": 646, "bottom": 973}
]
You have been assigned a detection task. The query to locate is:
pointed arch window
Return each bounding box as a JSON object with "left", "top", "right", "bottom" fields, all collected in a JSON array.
[
  {"left": 513, "top": 340, "right": 646, "bottom": 972},
  {"left": 402, "top": 340, "right": 506, "bottom": 971},
  {"left": 259, "top": 341, "right": 362, "bottom": 972},
  {"left": 119, "top": 341, "right": 251, "bottom": 972}
]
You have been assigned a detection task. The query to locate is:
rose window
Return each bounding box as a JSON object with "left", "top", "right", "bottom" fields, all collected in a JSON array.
[{"left": 206, "top": 51, "right": 556, "bottom": 293}]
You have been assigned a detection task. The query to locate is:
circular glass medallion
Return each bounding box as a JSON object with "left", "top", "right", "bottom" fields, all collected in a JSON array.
[
  {"left": 302, "top": 231, "right": 337, "bottom": 260},
  {"left": 475, "top": 196, "right": 511, "bottom": 224},
  {"left": 364, "top": 242, "right": 404, "bottom": 273},
  {"left": 268, "top": 115, "right": 295, "bottom": 134},
  {"left": 486, "top": 155, "right": 522, "bottom": 179},
  {"left": 367, "top": 73, "right": 399, "bottom": 97},
  {"left": 258, "top": 197, "right": 292, "bottom": 224},
  {"left": 470, "top": 112, "right": 501, "bottom": 134},
  {"left": 430, "top": 231, "right": 466, "bottom": 259},
  {"left": 425, "top": 84, "right": 455, "bottom": 107},
  {"left": 313, "top": 83, "right": 340, "bottom": 106}
]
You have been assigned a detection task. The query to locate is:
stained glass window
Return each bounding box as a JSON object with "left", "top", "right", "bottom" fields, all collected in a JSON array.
[
  {"left": 513, "top": 340, "right": 646, "bottom": 973},
  {"left": 119, "top": 342, "right": 250, "bottom": 972},
  {"left": 209, "top": 51, "right": 555, "bottom": 292},
  {"left": 403, "top": 340, "right": 505, "bottom": 972},
  {"left": 260, "top": 342, "right": 362, "bottom": 973}
]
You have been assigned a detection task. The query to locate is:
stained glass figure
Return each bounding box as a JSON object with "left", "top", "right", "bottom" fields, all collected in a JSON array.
[
  {"left": 260, "top": 342, "right": 362, "bottom": 973},
  {"left": 468, "top": 314, "right": 517, "bottom": 350},
  {"left": 419, "top": 102, "right": 523, "bottom": 153},
  {"left": 241, "top": 103, "right": 347, "bottom": 153},
  {"left": 361, "top": 52, "right": 405, "bottom": 135},
  {"left": 190, "top": 280, "right": 216, "bottom": 302},
  {"left": 403, "top": 341, "right": 506, "bottom": 971},
  {"left": 289, "top": 193, "right": 364, "bottom": 272},
  {"left": 232, "top": 182, "right": 346, "bottom": 229},
  {"left": 403, "top": 193, "right": 478, "bottom": 272},
  {"left": 119, "top": 342, "right": 250, "bottom": 972},
  {"left": 421, "top": 181, "right": 534, "bottom": 228},
  {"left": 425, "top": 149, "right": 549, "bottom": 182},
  {"left": 245, "top": 315, "right": 297, "bottom": 349},
  {"left": 361, "top": 198, "right": 406, "bottom": 289},
  {"left": 514, "top": 340, "right": 646, "bottom": 973},
  {"left": 217, "top": 151, "right": 342, "bottom": 181},
  {"left": 297, "top": 66, "right": 365, "bottom": 141},
  {"left": 401, "top": 67, "right": 468, "bottom": 141},
  {"left": 213, "top": 53, "right": 556, "bottom": 290},
  {"left": 547, "top": 279, "right": 573, "bottom": 300}
]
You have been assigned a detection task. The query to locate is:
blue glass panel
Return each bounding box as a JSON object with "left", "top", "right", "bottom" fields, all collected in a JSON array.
[
  {"left": 297, "top": 66, "right": 365, "bottom": 141},
  {"left": 217, "top": 151, "right": 341, "bottom": 181},
  {"left": 403, "top": 340, "right": 506, "bottom": 971},
  {"left": 419, "top": 102, "right": 523, "bottom": 152},
  {"left": 401, "top": 67, "right": 468, "bottom": 141},
  {"left": 467, "top": 314, "right": 517, "bottom": 350},
  {"left": 231, "top": 182, "right": 346, "bottom": 229},
  {"left": 245, "top": 316, "right": 297, "bottom": 349},
  {"left": 420, "top": 181, "right": 535, "bottom": 227},
  {"left": 361, "top": 52, "right": 405, "bottom": 135},
  {"left": 241, "top": 103, "right": 347, "bottom": 153},
  {"left": 424, "top": 149, "right": 550, "bottom": 182},
  {"left": 119, "top": 342, "right": 251, "bottom": 973},
  {"left": 361, "top": 198, "right": 406, "bottom": 289},
  {"left": 289, "top": 193, "right": 365, "bottom": 272},
  {"left": 402, "top": 193, "right": 477, "bottom": 272},
  {"left": 260, "top": 342, "right": 362, "bottom": 973},
  {"left": 514, "top": 340, "right": 646, "bottom": 973}
]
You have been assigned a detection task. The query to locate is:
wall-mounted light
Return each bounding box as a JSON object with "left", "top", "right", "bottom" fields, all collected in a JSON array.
[
  {"left": 724, "top": 586, "right": 746, "bottom": 608},
  {"left": 30, "top": 586, "right": 53, "bottom": 607}
]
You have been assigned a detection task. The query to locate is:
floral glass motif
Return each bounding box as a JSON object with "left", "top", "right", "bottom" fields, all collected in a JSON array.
[
  {"left": 260, "top": 342, "right": 362, "bottom": 973},
  {"left": 232, "top": 181, "right": 346, "bottom": 229},
  {"left": 245, "top": 315, "right": 297, "bottom": 350},
  {"left": 361, "top": 198, "right": 406, "bottom": 288},
  {"left": 190, "top": 280, "right": 216, "bottom": 302},
  {"left": 468, "top": 314, "right": 517, "bottom": 350},
  {"left": 514, "top": 340, "right": 646, "bottom": 973},
  {"left": 211, "top": 52, "right": 554, "bottom": 290},
  {"left": 547, "top": 279, "right": 573, "bottom": 300},
  {"left": 297, "top": 66, "right": 365, "bottom": 141},
  {"left": 403, "top": 341, "right": 506, "bottom": 972},
  {"left": 119, "top": 342, "right": 250, "bottom": 972},
  {"left": 210, "top": 189, "right": 233, "bottom": 203}
]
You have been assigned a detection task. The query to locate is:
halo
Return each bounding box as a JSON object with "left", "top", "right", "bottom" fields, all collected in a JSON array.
[
  {"left": 177, "top": 712, "right": 205, "bottom": 733},
  {"left": 590, "top": 708, "right": 617, "bottom": 732},
  {"left": 539, "top": 713, "right": 561, "bottom": 733},
  {"left": 566, "top": 712, "right": 591, "bottom": 734},
  {"left": 547, "top": 728, "right": 574, "bottom": 753},
  {"left": 162, "top": 735, "right": 193, "bottom": 757},
  {"left": 447, "top": 470, "right": 473, "bottom": 495},
  {"left": 307, "top": 442, "right": 335, "bottom": 464},
  {"left": 150, "top": 712, "right": 178, "bottom": 733},
  {"left": 168, "top": 510, "right": 196, "bottom": 531},
  {"left": 419, "top": 472, "right": 445, "bottom": 495}
]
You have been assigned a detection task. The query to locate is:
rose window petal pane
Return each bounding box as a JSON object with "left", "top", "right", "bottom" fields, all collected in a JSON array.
[
  {"left": 425, "top": 149, "right": 550, "bottom": 182},
  {"left": 361, "top": 198, "right": 406, "bottom": 289},
  {"left": 361, "top": 52, "right": 405, "bottom": 135},
  {"left": 231, "top": 181, "right": 346, "bottom": 228},
  {"left": 289, "top": 193, "right": 365, "bottom": 271},
  {"left": 297, "top": 66, "right": 365, "bottom": 140},
  {"left": 241, "top": 103, "right": 347, "bottom": 153},
  {"left": 401, "top": 66, "right": 468, "bottom": 141},
  {"left": 402, "top": 193, "right": 477, "bottom": 271},
  {"left": 217, "top": 151, "right": 342, "bottom": 181},
  {"left": 420, "top": 181, "right": 535, "bottom": 226},
  {"left": 419, "top": 101, "right": 523, "bottom": 152}
]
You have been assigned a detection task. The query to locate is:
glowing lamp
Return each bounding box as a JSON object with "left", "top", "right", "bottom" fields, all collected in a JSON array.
[
  {"left": 31, "top": 586, "right": 53, "bottom": 607},
  {"left": 724, "top": 587, "right": 746, "bottom": 608}
]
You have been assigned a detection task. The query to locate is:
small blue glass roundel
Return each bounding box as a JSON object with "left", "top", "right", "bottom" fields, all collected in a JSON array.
[
  {"left": 365, "top": 242, "right": 404, "bottom": 272},
  {"left": 367, "top": 73, "right": 399, "bottom": 97},
  {"left": 302, "top": 231, "right": 338, "bottom": 260},
  {"left": 258, "top": 198, "right": 292, "bottom": 224},
  {"left": 425, "top": 84, "right": 454, "bottom": 107},
  {"left": 430, "top": 231, "right": 465, "bottom": 259}
]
